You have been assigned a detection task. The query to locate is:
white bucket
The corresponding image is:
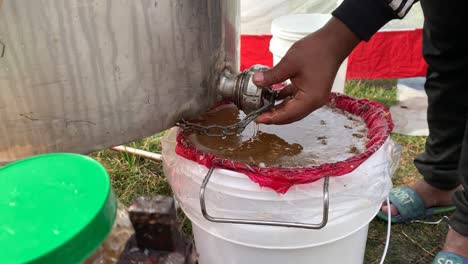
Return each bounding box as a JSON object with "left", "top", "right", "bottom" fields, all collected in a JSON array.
[
  {"left": 192, "top": 222, "right": 370, "bottom": 264},
  {"left": 178, "top": 175, "right": 379, "bottom": 264},
  {"left": 163, "top": 129, "right": 397, "bottom": 264},
  {"left": 189, "top": 204, "right": 379, "bottom": 264},
  {"left": 269, "top": 14, "right": 348, "bottom": 94}
]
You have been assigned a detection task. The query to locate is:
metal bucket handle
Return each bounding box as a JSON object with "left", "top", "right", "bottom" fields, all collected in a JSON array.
[{"left": 199, "top": 167, "right": 330, "bottom": 229}]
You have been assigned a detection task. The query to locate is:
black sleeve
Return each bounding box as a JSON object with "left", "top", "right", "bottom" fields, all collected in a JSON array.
[{"left": 332, "top": 0, "right": 419, "bottom": 41}]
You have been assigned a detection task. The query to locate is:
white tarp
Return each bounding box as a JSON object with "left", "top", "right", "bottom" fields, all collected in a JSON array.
[{"left": 240, "top": 0, "right": 424, "bottom": 34}]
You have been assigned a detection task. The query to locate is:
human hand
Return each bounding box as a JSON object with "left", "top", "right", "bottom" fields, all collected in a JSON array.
[{"left": 252, "top": 17, "right": 360, "bottom": 125}]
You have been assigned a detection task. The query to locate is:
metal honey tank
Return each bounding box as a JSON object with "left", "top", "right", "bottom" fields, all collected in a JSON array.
[{"left": 0, "top": 0, "right": 240, "bottom": 163}]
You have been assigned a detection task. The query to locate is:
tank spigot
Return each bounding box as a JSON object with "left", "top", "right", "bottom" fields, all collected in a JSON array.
[
  {"left": 218, "top": 65, "right": 274, "bottom": 114},
  {"left": 177, "top": 65, "right": 278, "bottom": 137}
]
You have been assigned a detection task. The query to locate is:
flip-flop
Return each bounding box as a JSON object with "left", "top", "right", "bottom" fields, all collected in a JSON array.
[
  {"left": 377, "top": 187, "right": 456, "bottom": 223},
  {"left": 432, "top": 251, "right": 468, "bottom": 264}
]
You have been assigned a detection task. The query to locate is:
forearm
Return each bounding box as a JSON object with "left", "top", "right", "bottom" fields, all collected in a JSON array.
[
  {"left": 317, "top": 17, "right": 361, "bottom": 63},
  {"left": 332, "top": 0, "right": 419, "bottom": 41}
]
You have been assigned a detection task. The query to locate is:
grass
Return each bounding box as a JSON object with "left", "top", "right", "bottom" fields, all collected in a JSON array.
[
  {"left": 345, "top": 80, "right": 398, "bottom": 109},
  {"left": 90, "top": 132, "right": 171, "bottom": 205},
  {"left": 92, "top": 79, "right": 450, "bottom": 263}
]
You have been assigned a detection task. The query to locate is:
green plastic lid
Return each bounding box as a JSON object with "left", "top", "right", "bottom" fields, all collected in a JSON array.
[{"left": 0, "top": 153, "right": 117, "bottom": 264}]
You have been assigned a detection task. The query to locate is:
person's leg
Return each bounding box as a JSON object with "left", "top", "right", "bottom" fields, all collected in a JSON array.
[
  {"left": 415, "top": 0, "right": 468, "bottom": 191},
  {"left": 419, "top": 0, "right": 468, "bottom": 240},
  {"left": 413, "top": 0, "right": 468, "bottom": 257},
  {"left": 382, "top": 0, "right": 468, "bottom": 215},
  {"left": 449, "top": 119, "right": 468, "bottom": 232},
  {"left": 443, "top": 119, "right": 468, "bottom": 257}
]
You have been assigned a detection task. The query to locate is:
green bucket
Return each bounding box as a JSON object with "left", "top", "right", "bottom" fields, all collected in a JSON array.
[{"left": 0, "top": 153, "right": 117, "bottom": 264}]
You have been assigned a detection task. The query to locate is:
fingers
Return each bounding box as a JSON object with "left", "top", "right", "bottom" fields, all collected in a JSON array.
[
  {"left": 276, "top": 84, "right": 296, "bottom": 100},
  {"left": 271, "top": 82, "right": 288, "bottom": 91},
  {"left": 252, "top": 56, "right": 297, "bottom": 87},
  {"left": 256, "top": 91, "right": 319, "bottom": 125}
]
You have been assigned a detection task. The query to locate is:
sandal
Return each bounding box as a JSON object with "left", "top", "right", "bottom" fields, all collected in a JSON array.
[
  {"left": 432, "top": 251, "right": 468, "bottom": 264},
  {"left": 377, "top": 187, "right": 455, "bottom": 223}
]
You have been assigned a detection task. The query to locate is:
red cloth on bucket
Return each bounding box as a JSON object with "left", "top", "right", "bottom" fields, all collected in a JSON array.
[{"left": 175, "top": 94, "right": 394, "bottom": 194}]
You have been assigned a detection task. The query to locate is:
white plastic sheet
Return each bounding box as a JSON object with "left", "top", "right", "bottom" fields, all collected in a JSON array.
[
  {"left": 241, "top": 0, "right": 339, "bottom": 34},
  {"left": 240, "top": 0, "right": 424, "bottom": 34}
]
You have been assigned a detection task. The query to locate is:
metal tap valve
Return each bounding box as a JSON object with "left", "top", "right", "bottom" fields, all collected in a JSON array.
[
  {"left": 175, "top": 65, "right": 278, "bottom": 137},
  {"left": 218, "top": 64, "right": 273, "bottom": 114}
]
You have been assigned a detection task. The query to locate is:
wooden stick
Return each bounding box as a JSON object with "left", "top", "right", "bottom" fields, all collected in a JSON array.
[{"left": 111, "top": 146, "right": 162, "bottom": 162}]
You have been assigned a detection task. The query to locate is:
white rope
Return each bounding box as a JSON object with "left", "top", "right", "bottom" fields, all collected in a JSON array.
[{"left": 379, "top": 196, "right": 392, "bottom": 264}]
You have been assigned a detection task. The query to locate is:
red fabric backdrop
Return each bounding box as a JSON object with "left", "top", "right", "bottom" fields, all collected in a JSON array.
[{"left": 240, "top": 29, "right": 427, "bottom": 79}]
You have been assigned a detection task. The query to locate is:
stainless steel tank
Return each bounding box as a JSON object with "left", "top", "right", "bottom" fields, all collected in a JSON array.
[{"left": 0, "top": 0, "right": 240, "bottom": 163}]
